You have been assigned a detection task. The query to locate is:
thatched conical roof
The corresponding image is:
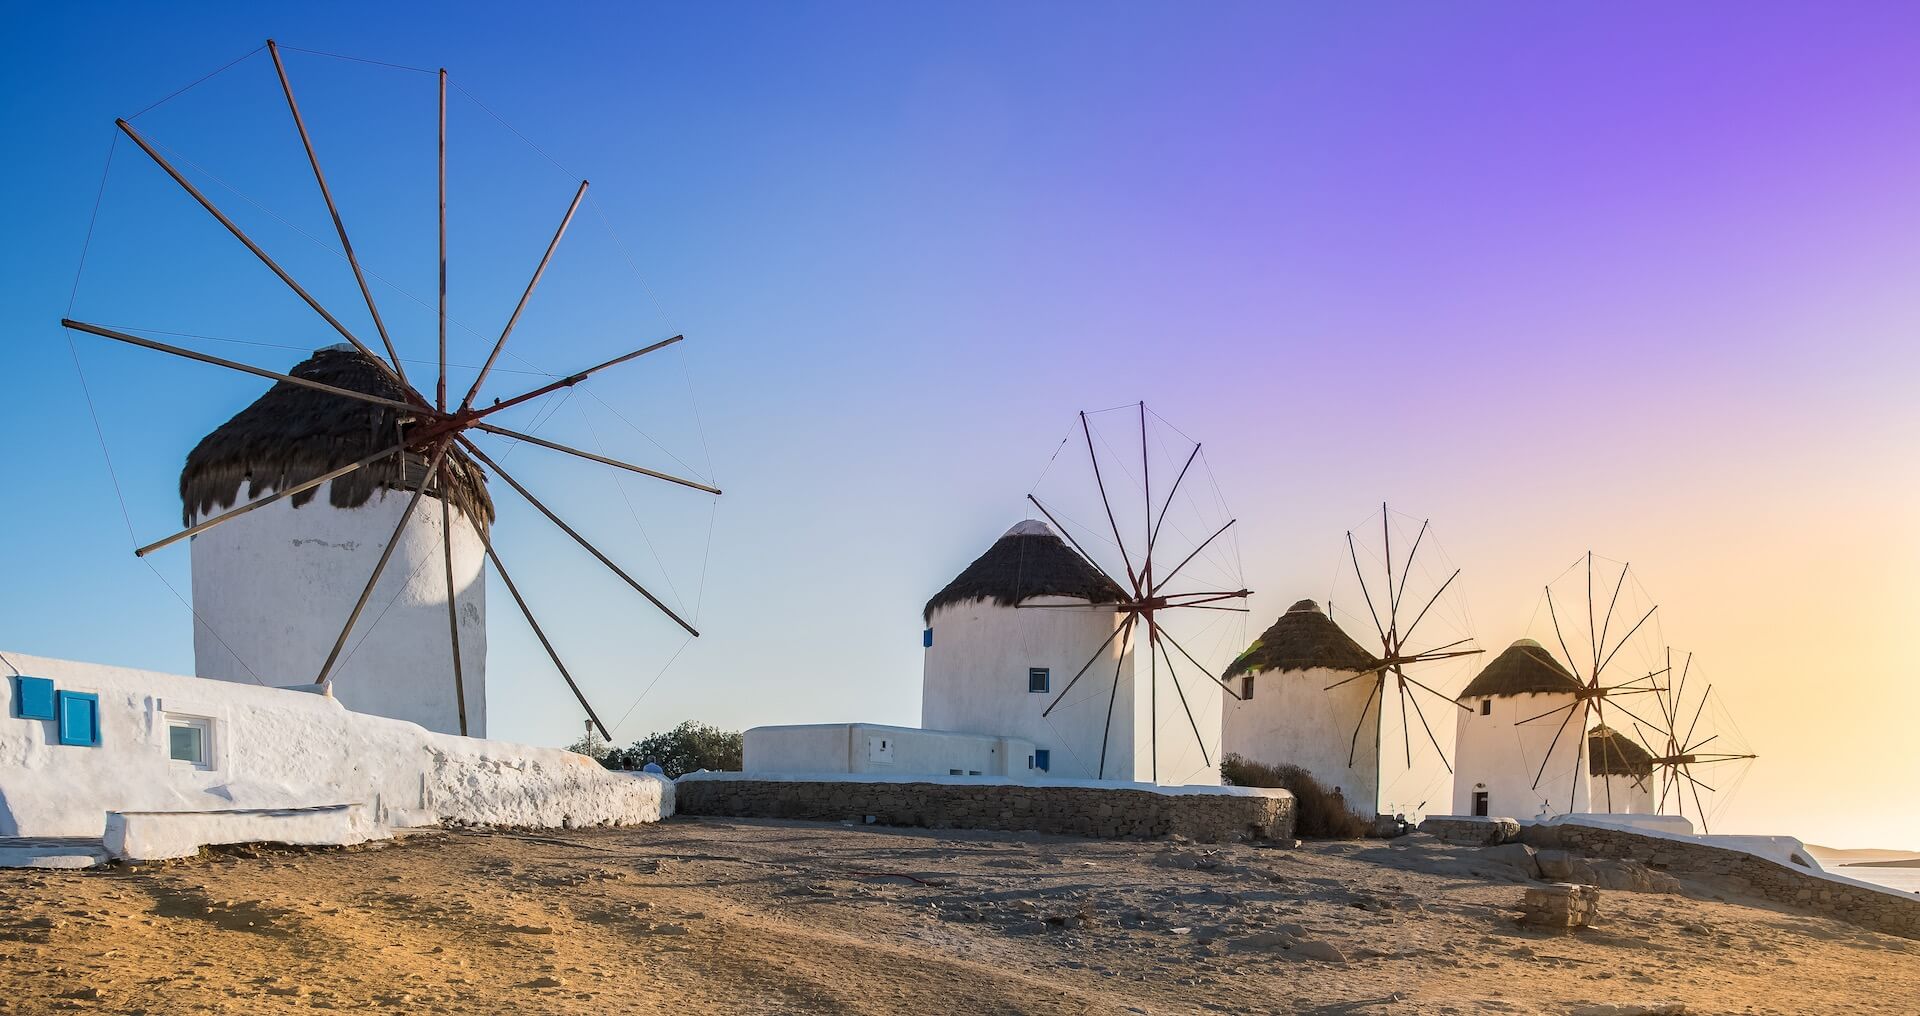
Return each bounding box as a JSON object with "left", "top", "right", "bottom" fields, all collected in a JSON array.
[
  {"left": 1457, "top": 639, "right": 1583, "bottom": 699},
  {"left": 1588, "top": 725, "right": 1655, "bottom": 777},
  {"left": 923, "top": 519, "right": 1126, "bottom": 622},
  {"left": 179, "top": 345, "right": 494, "bottom": 530},
  {"left": 1224, "top": 599, "right": 1376, "bottom": 678}
]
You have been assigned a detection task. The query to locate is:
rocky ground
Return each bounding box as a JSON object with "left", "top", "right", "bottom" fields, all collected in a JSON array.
[{"left": 0, "top": 817, "right": 1913, "bottom": 1015}]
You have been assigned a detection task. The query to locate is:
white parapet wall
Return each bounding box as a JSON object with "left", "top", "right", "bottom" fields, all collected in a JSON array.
[
  {"left": 0, "top": 651, "right": 670, "bottom": 843},
  {"left": 745, "top": 723, "right": 1039, "bottom": 779}
]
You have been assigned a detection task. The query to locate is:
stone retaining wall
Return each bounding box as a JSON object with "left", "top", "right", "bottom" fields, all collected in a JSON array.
[
  {"left": 1522, "top": 822, "right": 1919, "bottom": 940},
  {"left": 674, "top": 777, "right": 1294, "bottom": 843}
]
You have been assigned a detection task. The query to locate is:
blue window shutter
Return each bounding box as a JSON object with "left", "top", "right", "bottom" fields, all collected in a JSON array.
[
  {"left": 13, "top": 676, "right": 56, "bottom": 720},
  {"left": 1035, "top": 749, "right": 1051, "bottom": 771},
  {"left": 922, "top": 628, "right": 933, "bottom": 648},
  {"left": 56, "top": 691, "right": 100, "bottom": 747}
]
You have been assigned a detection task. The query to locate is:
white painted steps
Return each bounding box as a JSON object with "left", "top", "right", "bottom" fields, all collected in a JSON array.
[{"left": 0, "top": 837, "right": 109, "bottom": 869}]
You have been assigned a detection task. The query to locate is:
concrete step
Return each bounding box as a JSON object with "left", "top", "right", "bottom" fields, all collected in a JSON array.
[{"left": 0, "top": 837, "right": 109, "bottom": 869}]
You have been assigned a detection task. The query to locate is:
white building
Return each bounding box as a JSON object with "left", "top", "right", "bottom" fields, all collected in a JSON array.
[
  {"left": 1221, "top": 599, "right": 1380, "bottom": 815},
  {"left": 182, "top": 345, "right": 489, "bottom": 737},
  {"left": 1452, "top": 639, "right": 1591, "bottom": 819},
  {"left": 922, "top": 520, "right": 1163, "bottom": 781},
  {"left": 743, "top": 723, "right": 1037, "bottom": 779},
  {"left": 1588, "top": 724, "right": 1656, "bottom": 814}
]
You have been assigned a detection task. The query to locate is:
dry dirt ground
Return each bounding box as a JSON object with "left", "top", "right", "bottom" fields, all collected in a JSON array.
[{"left": 1, "top": 817, "right": 1914, "bottom": 1015}]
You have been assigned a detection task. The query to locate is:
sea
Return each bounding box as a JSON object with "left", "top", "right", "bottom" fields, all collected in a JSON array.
[{"left": 1834, "top": 865, "right": 1920, "bottom": 895}]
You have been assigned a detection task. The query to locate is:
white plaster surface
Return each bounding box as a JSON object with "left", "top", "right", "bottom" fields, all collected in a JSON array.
[
  {"left": 1452, "top": 691, "right": 1591, "bottom": 818},
  {"left": 1591, "top": 773, "right": 1656, "bottom": 815},
  {"left": 104, "top": 804, "right": 387, "bottom": 861},
  {"left": 1222, "top": 664, "right": 1381, "bottom": 814},
  {"left": 745, "top": 723, "right": 1037, "bottom": 779},
  {"left": 680, "top": 769, "right": 1289, "bottom": 799},
  {"left": 922, "top": 596, "right": 1220, "bottom": 785},
  {"left": 189, "top": 480, "right": 487, "bottom": 738},
  {"left": 0, "top": 651, "right": 669, "bottom": 842}
]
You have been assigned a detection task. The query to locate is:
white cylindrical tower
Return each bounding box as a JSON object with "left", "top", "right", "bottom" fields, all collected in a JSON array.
[
  {"left": 1221, "top": 599, "right": 1381, "bottom": 816},
  {"left": 1587, "top": 725, "right": 1656, "bottom": 814},
  {"left": 182, "top": 345, "right": 491, "bottom": 737},
  {"left": 1452, "top": 639, "right": 1589, "bottom": 819},
  {"left": 921, "top": 520, "right": 1145, "bottom": 782}
]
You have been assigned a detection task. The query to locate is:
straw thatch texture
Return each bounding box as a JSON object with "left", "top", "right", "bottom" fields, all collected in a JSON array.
[
  {"left": 923, "top": 521, "right": 1126, "bottom": 622},
  {"left": 1224, "top": 599, "right": 1376, "bottom": 679},
  {"left": 1588, "top": 725, "right": 1655, "bottom": 777},
  {"left": 1457, "top": 639, "right": 1583, "bottom": 699},
  {"left": 179, "top": 347, "right": 494, "bottom": 530}
]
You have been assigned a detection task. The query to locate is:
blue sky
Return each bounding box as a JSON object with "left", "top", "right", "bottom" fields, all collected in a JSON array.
[{"left": 3, "top": 3, "right": 1918, "bottom": 847}]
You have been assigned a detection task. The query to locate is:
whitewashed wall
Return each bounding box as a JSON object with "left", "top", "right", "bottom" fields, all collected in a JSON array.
[
  {"left": 744, "top": 723, "right": 1037, "bottom": 779},
  {"left": 1452, "top": 691, "right": 1591, "bottom": 818},
  {"left": 190, "top": 479, "right": 487, "bottom": 738},
  {"left": 1222, "top": 665, "right": 1382, "bottom": 815},
  {"left": 0, "top": 651, "right": 666, "bottom": 839},
  {"left": 923, "top": 597, "right": 1155, "bottom": 782}
]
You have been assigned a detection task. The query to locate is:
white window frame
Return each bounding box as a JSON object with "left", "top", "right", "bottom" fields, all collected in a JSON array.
[{"left": 166, "top": 714, "right": 216, "bottom": 771}]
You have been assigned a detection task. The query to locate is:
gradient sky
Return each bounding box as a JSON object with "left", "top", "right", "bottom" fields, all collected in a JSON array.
[{"left": 2, "top": 3, "right": 1916, "bottom": 849}]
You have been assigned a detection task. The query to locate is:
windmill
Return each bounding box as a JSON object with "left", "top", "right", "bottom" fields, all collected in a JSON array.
[
  {"left": 1023, "top": 402, "right": 1250, "bottom": 783},
  {"left": 1324, "top": 505, "right": 1485, "bottom": 800},
  {"left": 1517, "top": 553, "right": 1672, "bottom": 813},
  {"left": 57, "top": 40, "right": 718, "bottom": 740},
  {"left": 1632, "top": 648, "right": 1758, "bottom": 832}
]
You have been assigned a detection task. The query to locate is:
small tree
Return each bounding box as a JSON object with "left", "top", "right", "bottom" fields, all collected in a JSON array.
[
  {"left": 1219, "top": 753, "right": 1373, "bottom": 839},
  {"left": 564, "top": 732, "right": 612, "bottom": 763},
  {"left": 620, "top": 720, "right": 743, "bottom": 778}
]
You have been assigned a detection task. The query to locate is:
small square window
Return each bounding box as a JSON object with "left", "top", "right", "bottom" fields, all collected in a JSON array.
[
  {"left": 1479, "top": 699, "right": 1491, "bottom": 716},
  {"left": 168, "top": 718, "right": 212, "bottom": 768},
  {"left": 1028, "top": 667, "right": 1050, "bottom": 693},
  {"left": 1241, "top": 675, "right": 1255, "bottom": 700},
  {"left": 949, "top": 769, "right": 965, "bottom": 776},
  {"left": 1034, "top": 749, "right": 1051, "bottom": 772}
]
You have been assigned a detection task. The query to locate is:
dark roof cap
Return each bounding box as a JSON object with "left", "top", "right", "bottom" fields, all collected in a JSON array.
[{"left": 1224, "top": 599, "right": 1376, "bottom": 678}]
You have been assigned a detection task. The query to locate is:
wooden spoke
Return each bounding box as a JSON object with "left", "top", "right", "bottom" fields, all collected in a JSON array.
[
  {"left": 439, "top": 492, "right": 469, "bottom": 735},
  {"left": 62, "top": 320, "right": 424, "bottom": 416},
  {"left": 1149, "top": 518, "right": 1237, "bottom": 597},
  {"left": 1096, "top": 615, "right": 1138, "bottom": 779},
  {"left": 1515, "top": 700, "right": 1577, "bottom": 727},
  {"left": 1382, "top": 504, "right": 1396, "bottom": 647},
  {"left": 1400, "top": 668, "right": 1453, "bottom": 774},
  {"left": 1152, "top": 624, "right": 1210, "bottom": 769},
  {"left": 460, "top": 437, "right": 699, "bottom": 637},
  {"left": 472, "top": 422, "right": 721, "bottom": 495},
  {"left": 1596, "top": 701, "right": 1613, "bottom": 812},
  {"left": 1529, "top": 701, "right": 1582, "bottom": 791},
  {"left": 1397, "top": 669, "right": 1411, "bottom": 767},
  {"left": 315, "top": 441, "right": 451, "bottom": 685},
  {"left": 1567, "top": 710, "right": 1587, "bottom": 814},
  {"left": 1153, "top": 624, "right": 1245, "bottom": 701},
  {"left": 1346, "top": 531, "right": 1388, "bottom": 645},
  {"left": 1395, "top": 567, "right": 1460, "bottom": 651},
  {"left": 480, "top": 531, "right": 610, "bottom": 741},
  {"left": 1025, "top": 494, "right": 1128, "bottom": 592},
  {"left": 1346, "top": 678, "right": 1381, "bottom": 769},
  {"left": 460, "top": 179, "right": 589, "bottom": 412},
  {"left": 1398, "top": 671, "right": 1474, "bottom": 713},
  {"left": 1684, "top": 769, "right": 1712, "bottom": 833},
  {"left": 1081, "top": 411, "right": 1137, "bottom": 593},
  {"left": 1545, "top": 586, "right": 1584, "bottom": 680},
  {"left": 1147, "top": 442, "right": 1200, "bottom": 558},
  {"left": 1323, "top": 670, "right": 1375, "bottom": 692},
  {"left": 1392, "top": 516, "right": 1430, "bottom": 619},
  {"left": 1682, "top": 684, "right": 1712, "bottom": 753},
  {"left": 1041, "top": 615, "right": 1132, "bottom": 717},
  {"left": 437, "top": 67, "right": 448, "bottom": 412},
  {"left": 1594, "top": 561, "right": 1629, "bottom": 674},
  {"left": 476, "top": 335, "right": 685, "bottom": 418},
  {"left": 1139, "top": 402, "right": 1152, "bottom": 603},
  {"left": 113, "top": 119, "right": 413, "bottom": 398},
  {"left": 1593, "top": 604, "right": 1657, "bottom": 681},
  {"left": 268, "top": 40, "right": 406, "bottom": 384},
  {"left": 137, "top": 442, "right": 406, "bottom": 557}
]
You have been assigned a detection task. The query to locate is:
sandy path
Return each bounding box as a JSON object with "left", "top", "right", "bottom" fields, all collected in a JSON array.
[{"left": 0, "top": 817, "right": 1913, "bottom": 1014}]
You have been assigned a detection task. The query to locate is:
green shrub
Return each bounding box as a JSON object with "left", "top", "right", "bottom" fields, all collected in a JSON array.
[{"left": 1219, "top": 753, "right": 1373, "bottom": 839}]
